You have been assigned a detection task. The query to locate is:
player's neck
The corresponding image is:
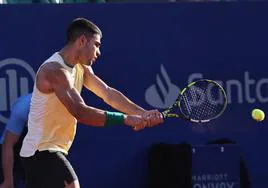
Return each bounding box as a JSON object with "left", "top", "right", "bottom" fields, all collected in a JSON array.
[{"left": 59, "top": 46, "right": 79, "bottom": 68}]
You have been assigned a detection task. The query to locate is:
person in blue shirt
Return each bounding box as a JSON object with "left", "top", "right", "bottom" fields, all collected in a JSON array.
[{"left": 0, "top": 93, "right": 31, "bottom": 188}]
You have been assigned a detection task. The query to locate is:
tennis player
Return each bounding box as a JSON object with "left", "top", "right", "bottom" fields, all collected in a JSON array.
[{"left": 20, "top": 17, "right": 163, "bottom": 188}]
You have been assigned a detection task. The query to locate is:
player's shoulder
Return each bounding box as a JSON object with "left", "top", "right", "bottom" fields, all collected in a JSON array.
[
  {"left": 39, "top": 52, "right": 66, "bottom": 72},
  {"left": 41, "top": 61, "right": 64, "bottom": 70},
  {"left": 39, "top": 62, "right": 70, "bottom": 81}
]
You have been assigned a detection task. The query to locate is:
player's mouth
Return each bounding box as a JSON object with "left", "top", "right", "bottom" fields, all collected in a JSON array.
[{"left": 92, "top": 57, "right": 98, "bottom": 63}]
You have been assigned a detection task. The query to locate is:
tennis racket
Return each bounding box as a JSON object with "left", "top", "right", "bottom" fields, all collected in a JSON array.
[{"left": 162, "top": 79, "right": 227, "bottom": 123}]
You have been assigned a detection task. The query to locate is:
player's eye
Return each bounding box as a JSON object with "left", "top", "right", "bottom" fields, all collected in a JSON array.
[{"left": 95, "top": 42, "right": 101, "bottom": 48}]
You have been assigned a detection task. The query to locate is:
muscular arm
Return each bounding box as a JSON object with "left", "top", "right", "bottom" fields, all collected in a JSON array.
[
  {"left": 82, "top": 65, "right": 146, "bottom": 115},
  {"left": 42, "top": 62, "right": 107, "bottom": 126},
  {"left": 38, "top": 62, "right": 143, "bottom": 128}
]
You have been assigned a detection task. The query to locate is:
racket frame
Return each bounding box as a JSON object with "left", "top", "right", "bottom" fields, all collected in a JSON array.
[{"left": 161, "top": 79, "right": 227, "bottom": 123}]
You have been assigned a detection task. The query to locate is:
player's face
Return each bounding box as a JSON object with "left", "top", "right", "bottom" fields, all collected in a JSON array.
[{"left": 81, "top": 34, "right": 101, "bottom": 66}]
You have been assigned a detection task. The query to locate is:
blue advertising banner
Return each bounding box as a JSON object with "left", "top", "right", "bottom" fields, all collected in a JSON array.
[{"left": 0, "top": 2, "right": 268, "bottom": 187}]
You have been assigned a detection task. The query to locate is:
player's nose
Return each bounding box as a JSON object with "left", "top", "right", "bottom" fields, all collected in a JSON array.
[{"left": 97, "top": 49, "right": 101, "bottom": 57}]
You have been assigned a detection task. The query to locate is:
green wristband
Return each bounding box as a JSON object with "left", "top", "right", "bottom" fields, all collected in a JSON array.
[{"left": 104, "top": 111, "right": 125, "bottom": 126}]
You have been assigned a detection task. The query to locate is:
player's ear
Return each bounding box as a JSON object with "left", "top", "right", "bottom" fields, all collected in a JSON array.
[{"left": 78, "top": 34, "right": 87, "bottom": 48}]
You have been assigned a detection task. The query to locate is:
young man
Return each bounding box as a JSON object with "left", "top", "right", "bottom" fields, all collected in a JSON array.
[
  {"left": 20, "top": 18, "right": 163, "bottom": 188},
  {"left": 0, "top": 93, "right": 31, "bottom": 188}
]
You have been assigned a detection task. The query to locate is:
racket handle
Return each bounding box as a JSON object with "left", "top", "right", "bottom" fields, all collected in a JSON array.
[{"left": 161, "top": 112, "right": 167, "bottom": 119}]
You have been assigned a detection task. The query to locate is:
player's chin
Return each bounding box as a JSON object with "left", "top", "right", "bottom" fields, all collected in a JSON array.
[{"left": 86, "top": 60, "right": 93, "bottom": 66}]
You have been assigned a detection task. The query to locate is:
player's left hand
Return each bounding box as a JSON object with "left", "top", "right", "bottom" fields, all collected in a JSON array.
[{"left": 142, "top": 110, "right": 163, "bottom": 127}]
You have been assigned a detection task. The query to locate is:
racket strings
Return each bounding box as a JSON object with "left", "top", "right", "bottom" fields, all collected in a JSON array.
[{"left": 180, "top": 82, "right": 226, "bottom": 120}]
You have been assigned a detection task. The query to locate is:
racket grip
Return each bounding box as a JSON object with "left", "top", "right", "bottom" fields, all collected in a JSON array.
[{"left": 161, "top": 112, "right": 167, "bottom": 119}]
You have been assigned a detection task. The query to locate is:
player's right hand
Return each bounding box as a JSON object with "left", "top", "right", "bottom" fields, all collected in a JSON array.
[
  {"left": 124, "top": 115, "right": 146, "bottom": 131},
  {"left": 142, "top": 109, "right": 163, "bottom": 127}
]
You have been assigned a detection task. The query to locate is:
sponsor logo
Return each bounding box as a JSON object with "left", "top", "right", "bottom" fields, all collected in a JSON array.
[
  {"left": 0, "top": 58, "right": 35, "bottom": 124},
  {"left": 192, "top": 173, "right": 237, "bottom": 188},
  {"left": 145, "top": 65, "right": 268, "bottom": 108},
  {"left": 145, "top": 64, "right": 180, "bottom": 109}
]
